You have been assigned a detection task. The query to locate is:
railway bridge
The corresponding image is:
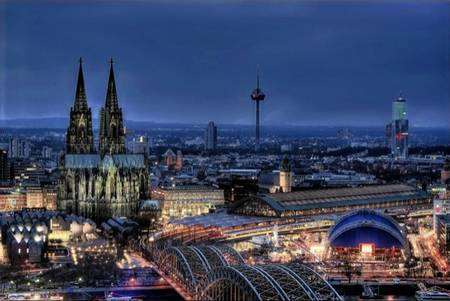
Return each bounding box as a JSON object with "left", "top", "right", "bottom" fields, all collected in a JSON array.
[{"left": 147, "top": 244, "right": 343, "bottom": 301}]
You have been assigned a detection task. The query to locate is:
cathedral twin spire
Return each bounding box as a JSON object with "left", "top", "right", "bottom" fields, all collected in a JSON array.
[
  {"left": 74, "top": 58, "right": 88, "bottom": 111},
  {"left": 105, "top": 58, "right": 119, "bottom": 111},
  {"left": 99, "top": 59, "right": 126, "bottom": 155},
  {"left": 66, "top": 58, "right": 126, "bottom": 155},
  {"left": 66, "top": 58, "right": 94, "bottom": 154}
]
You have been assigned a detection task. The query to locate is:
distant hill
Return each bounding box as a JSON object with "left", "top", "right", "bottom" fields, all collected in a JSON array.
[
  {"left": 0, "top": 117, "right": 164, "bottom": 130},
  {"left": 0, "top": 117, "right": 69, "bottom": 129},
  {"left": 0, "top": 117, "right": 448, "bottom": 135}
]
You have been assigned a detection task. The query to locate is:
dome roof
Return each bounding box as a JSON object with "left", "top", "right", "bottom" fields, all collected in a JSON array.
[{"left": 328, "top": 209, "right": 406, "bottom": 249}]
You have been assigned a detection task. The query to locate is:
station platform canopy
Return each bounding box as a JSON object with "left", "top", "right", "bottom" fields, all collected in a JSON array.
[{"left": 230, "top": 184, "right": 430, "bottom": 218}]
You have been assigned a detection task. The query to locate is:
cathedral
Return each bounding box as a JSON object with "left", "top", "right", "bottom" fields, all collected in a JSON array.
[{"left": 58, "top": 59, "right": 149, "bottom": 221}]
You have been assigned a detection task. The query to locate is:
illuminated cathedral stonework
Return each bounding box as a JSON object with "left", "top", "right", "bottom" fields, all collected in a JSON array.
[{"left": 58, "top": 59, "right": 149, "bottom": 221}]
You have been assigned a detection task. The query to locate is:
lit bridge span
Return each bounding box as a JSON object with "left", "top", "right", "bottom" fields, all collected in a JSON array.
[{"left": 147, "top": 244, "right": 343, "bottom": 301}]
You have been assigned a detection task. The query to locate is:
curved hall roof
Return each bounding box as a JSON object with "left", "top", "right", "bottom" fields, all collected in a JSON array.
[{"left": 328, "top": 209, "right": 407, "bottom": 249}]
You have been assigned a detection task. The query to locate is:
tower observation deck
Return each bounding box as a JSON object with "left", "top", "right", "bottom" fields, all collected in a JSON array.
[{"left": 251, "top": 68, "right": 266, "bottom": 152}]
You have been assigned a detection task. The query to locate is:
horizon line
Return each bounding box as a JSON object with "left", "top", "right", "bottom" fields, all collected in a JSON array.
[{"left": 0, "top": 117, "right": 448, "bottom": 129}]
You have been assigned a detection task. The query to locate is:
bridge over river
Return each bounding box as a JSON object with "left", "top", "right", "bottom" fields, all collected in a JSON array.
[{"left": 144, "top": 244, "right": 343, "bottom": 301}]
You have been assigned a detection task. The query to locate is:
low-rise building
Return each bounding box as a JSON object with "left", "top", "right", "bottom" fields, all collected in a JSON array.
[
  {"left": 0, "top": 210, "right": 96, "bottom": 265},
  {"left": 231, "top": 184, "right": 430, "bottom": 218},
  {"left": 101, "top": 216, "right": 138, "bottom": 239},
  {"left": 26, "top": 186, "right": 57, "bottom": 210},
  {"left": 0, "top": 186, "right": 58, "bottom": 212},
  {"left": 26, "top": 186, "right": 45, "bottom": 208},
  {"left": 152, "top": 185, "right": 224, "bottom": 222},
  {"left": 0, "top": 190, "right": 27, "bottom": 211},
  {"left": 304, "top": 171, "right": 377, "bottom": 187}
]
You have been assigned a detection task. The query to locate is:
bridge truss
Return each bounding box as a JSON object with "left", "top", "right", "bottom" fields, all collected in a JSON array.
[{"left": 152, "top": 244, "right": 343, "bottom": 301}]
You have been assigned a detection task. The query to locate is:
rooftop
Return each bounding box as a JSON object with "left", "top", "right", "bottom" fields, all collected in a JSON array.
[
  {"left": 231, "top": 184, "right": 430, "bottom": 216},
  {"left": 270, "top": 184, "right": 419, "bottom": 205},
  {"left": 328, "top": 209, "right": 407, "bottom": 249},
  {"left": 170, "top": 212, "right": 269, "bottom": 228},
  {"left": 159, "top": 185, "right": 221, "bottom": 192},
  {"left": 65, "top": 154, "right": 146, "bottom": 169}
]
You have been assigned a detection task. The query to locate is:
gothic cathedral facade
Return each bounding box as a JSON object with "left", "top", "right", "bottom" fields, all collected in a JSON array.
[{"left": 58, "top": 59, "right": 149, "bottom": 221}]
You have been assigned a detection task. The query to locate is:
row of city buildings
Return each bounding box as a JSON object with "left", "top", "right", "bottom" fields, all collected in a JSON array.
[{"left": 1, "top": 60, "right": 447, "bottom": 233}]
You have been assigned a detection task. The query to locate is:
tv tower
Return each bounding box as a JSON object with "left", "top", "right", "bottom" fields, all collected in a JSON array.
[{"left": 250, "top": 67, "right": 266, "bottom": 152}]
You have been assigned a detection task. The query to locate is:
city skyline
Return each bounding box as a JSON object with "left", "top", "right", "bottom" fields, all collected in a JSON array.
[
  {"left": 1, "top": 2, "right": 450, "bottom": 299},
  {"left": 0, "top": 1, "right": 448, "bottom": 127}
]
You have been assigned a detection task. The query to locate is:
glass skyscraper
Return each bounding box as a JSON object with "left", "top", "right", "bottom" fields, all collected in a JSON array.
[{"left": 390, "top": 95, "right": 409, "bottom": 158}]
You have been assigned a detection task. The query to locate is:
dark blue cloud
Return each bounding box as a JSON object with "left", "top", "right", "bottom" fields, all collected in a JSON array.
[{"left": 0, "top": 1, "right": 448, "bottom": 127}]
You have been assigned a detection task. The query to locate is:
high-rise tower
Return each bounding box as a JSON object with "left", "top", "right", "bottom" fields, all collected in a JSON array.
[
  {"left": 205, "top": 121, "right": 218, "bottom": 151},
  {"left": 99, "top": 58, "right": 126, "bottom": 156},
  {"left": 250, "top": 68, "right": 266, "bottom": 152},
  {"left": 390, "top": 93, "right": 409, "bottom": 159},
  {"left": 66, "top": 58, "right": 94, "bottom": 154}
]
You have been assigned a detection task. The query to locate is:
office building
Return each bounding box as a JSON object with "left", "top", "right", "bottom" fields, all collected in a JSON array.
[
  {"left": 41, "top": 146, "right": 52, "bottom": 159},
  {"left": 175, "top": 150, "right": 183, "bottom": 171},
  {"left": 130, "top": 135, "right": 149, "bottom": 155},
  {"left": 390, "top": 94, "right": 409, "bottom": 159},
  {"left": 205, "top": 121, "right": 218, "bottom": 151},
  {"left": 9, "top": 138, "right": 31, "bottom": 159},
  {"left": 280, "top": 144, "right": 292, "bottom": 153}
]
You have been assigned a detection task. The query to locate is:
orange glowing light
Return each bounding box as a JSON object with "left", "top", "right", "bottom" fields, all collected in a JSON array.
[{"left": 360, "top": 243, "right": 374, "bottom": 255}]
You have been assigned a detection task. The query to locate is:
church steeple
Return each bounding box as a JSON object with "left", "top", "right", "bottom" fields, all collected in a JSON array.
[
  {"left": 66, "top": 58, "right": 94, "bottom": 154},
  {"left": 105, "top": 58, "right": 119, "bottom": 110},
  {"left": 74, "top": 57, "right": 88, "bottom": 110},
  {"left": 99, "top": 58, "right": 126, "bottom": 156}
]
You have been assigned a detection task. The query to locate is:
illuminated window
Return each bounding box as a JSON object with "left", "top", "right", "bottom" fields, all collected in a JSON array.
[{"left": 360, "top": 243, "right": 374, "bottom": 255}]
